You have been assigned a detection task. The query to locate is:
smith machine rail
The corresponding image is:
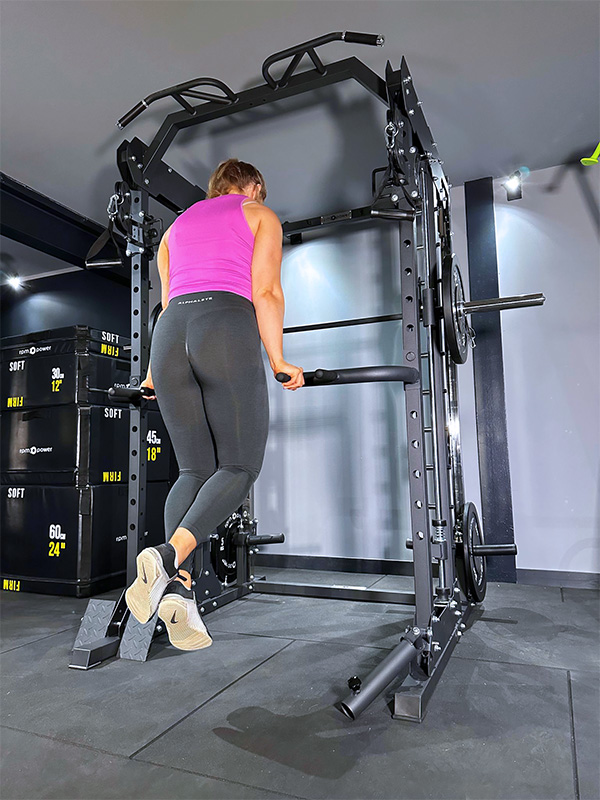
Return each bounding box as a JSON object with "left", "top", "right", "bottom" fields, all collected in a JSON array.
[{"left": 71, "top": 32, "right": 544, "bottom": 722}]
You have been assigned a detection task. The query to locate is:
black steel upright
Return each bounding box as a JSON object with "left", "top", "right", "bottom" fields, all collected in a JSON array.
[{"left": 125, "top": 188, "right": 152, "bottom": 587}]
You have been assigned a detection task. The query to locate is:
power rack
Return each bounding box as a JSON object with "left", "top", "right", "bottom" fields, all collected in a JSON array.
[{"left": 71, "top": 32, "right": 544, "bottom": 722}]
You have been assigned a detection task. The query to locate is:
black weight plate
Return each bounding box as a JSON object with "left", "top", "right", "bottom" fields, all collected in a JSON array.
[
  {"left": 442, "top": 256, "right": 469, "bottom": 364},
  {"left": 456, "top": 502, "right": 487, "bottom": 602},
  {"left": 148, "top": 302, "right": 163, "bottom": 347},
  {"left": 210, "top": 518, "right": 237, "bottom": 585}
]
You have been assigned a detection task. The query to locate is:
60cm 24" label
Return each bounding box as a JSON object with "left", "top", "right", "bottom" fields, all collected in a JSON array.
[{"left": 48, "top": 524, "right": 66, "bottom": 558}]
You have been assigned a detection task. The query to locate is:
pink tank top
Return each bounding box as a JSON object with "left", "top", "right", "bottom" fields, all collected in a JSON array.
[{"left": 167, "top": 194, "right": 255, "bottom": 303}]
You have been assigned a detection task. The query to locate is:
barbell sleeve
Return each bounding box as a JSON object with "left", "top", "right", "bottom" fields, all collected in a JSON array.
[
  {"left": 464, "top": 293, "right": 545, "bottom": 315},
  {"left": 471, "top": 544, "right": 518, "bottom": 556},
  {"left": 246, "top": 534, "right": 285, "bottom": 546}
]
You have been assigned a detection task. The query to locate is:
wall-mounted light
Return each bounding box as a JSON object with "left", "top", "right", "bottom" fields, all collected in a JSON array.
[{"left": 502, "top": 166, "right": 530, "bottom": 201}]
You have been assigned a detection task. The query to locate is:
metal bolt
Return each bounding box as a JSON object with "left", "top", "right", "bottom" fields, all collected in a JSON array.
[
  {"left": 411, "top": 191, "right": 418, "bottom": 198},
  {"left": 144, "top": 179, "right": 150, "bottom": 185},
  {"left": 456, "top": 630, "right": 462, "bottom": 638},
  {"left": 126, "top": 250, "right": 131, "bottom": 257},
  {"left": 399, "top": 149, "right": 405, "bottom": 155},
  {"left": 432, "top": 142, "right": 437, "bottom": 147},
  {"left": 137, "top": 163, "right": 143, "bottom": 169},
  {"left": 168, "top": 167, "right": 172, "bottom": 173},
  {"left": 248, "top": 584, "right": 253, "bottom": 591},
  {"left": 459, "top": 623, "right": 466, "bottom": 630},
  {"left": 417, "top": 531, "right": 424, "bottom": 540},
  {"left": 449, "top": 600, "right": 457, "bottom": 608},
  {"left": 454, "top": 587, "right": 460, "bottom": 594},
  {"left": 454, "top": 610, "right": 462, "bottom": 616},
  {"left": 412, "top": 626, "right": 420, "bottom": 636},
  {"left": 426, "top": 627, "right": 433, "bottom": 637},
  {"left": 408, "top": 109, "right": 415, "bottom": 116},
  {"left": 192, "top": 580, "right": 196, "bottom": 586},
  {"left": 426, "top": 151, "right": 433, "bottom": 158},
  {"left": 205, "top": 589, "right": 210, "bottom": 596},
  {"left": 409, "top": 147, "right": 417, "bottom": 154},
  {"left": 391, "top": 194, "right": 399, "bottom": 202},
  {"left": 204, "top": 570, "right": 209, "bottom": 576},
  {"left": 431, "top": 615, "right": 439, "bottom": 623},
  {"left": 417, "top": 101, "right": 423, "bottom": 107},
  {"left": 212, "top": 601, "right": 217, "bottom": 607},
  {"left": 470, "top": 602, "right": 477, "bottom": 607},
  {"left": 433, "top": 642, "right": 442, "bottom": 652},
  {"left": 200, "top": 607, "right": 205, "bottom": 613},
  {"left": 250, "top": 575, "right": 255, "bottom": 580},
  {"left": 130, "top": 156, "right": 136, "bottom": 162},
  {"left": 403, "top": 76, "right": 412, "bottom": 84}
]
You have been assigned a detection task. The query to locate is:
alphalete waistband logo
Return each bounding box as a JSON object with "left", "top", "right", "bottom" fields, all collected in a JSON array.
[
  {"left": 19, "top": 446, "right": 53, "bottom": 455},
  {"left": 177, "top": 297, "right": 213, "bottom": 304},
  {"left": 18, "top": 345, "right": 52, "bottom": 356}
]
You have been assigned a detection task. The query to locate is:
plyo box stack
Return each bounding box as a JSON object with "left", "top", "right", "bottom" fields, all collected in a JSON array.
[{"left": 0, "top": 325, "right": 175, "bottom": 597}]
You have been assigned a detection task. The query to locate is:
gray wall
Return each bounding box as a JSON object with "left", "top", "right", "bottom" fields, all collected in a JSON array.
[
  {"left": 1, "top": 261, "right": 130, "bottom": 339},
  {"left": 454, "top": 165, "right": 600, "bottom": 576}
]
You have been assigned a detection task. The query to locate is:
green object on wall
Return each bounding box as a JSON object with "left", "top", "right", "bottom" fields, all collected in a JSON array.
[{"left": 581, "top": 142, "right": 600, "bottom": 165}]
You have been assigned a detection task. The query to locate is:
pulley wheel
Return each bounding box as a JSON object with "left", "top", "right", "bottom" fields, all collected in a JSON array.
[
  {"left": 442, "top": 256, "right": 469, "bottom": 364},
  {"left": 210, "top": 516, "right": 238, "bottom": 585},
  {"left": 455, "top": 502, "right": 487, "bottom": 602}
]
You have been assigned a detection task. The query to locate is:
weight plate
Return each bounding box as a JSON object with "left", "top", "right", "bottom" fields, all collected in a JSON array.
[
  {"left": 442, "top": 256, "right": 469, "bottom": 364},
  {"left": 148, "top": 302, "right": 163, "bottom": 348},
  {"left": 455, "top": 502, "right": 487, "bottom": 602},
  {"left": 210, "top": 517, "right": 237, "bottom": 585}
]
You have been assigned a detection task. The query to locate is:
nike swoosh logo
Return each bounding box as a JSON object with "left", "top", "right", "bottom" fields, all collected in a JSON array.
[
  {"left": 170, "top": 612, "right": 178, "bottom": 624},
  {"left": 141, "top": 565, "right": 148, "bottom": 584}
]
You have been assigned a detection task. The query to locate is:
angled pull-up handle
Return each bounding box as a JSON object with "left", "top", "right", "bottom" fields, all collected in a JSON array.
[
  {"left": 276, "top": 365, "right": 419, "bottom": 386},
  {"left": 116, "top": 77, "right": 238, "bottom": 129},
  {"left": 262, "top": 31, "right": 384, "bottom": 90}
]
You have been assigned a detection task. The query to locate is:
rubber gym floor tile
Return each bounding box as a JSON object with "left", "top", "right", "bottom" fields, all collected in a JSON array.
[
  {"left": 0, "top": 726, "right": 289, "bottom": 800},
  {"left": 562, "top": 587, "right": 600, "bottom": 621},
  {"left": 255, "top": 567, "right": 387, "bottom": 589},
  {"left": 357, "top": 573, "right": 415, "bottom": 593},
  {"left": 569, "top": 669, "right": 600, "bottom": 800},
  {"left": 208, "top": 593, "right": 413, "bottom": 650},
  {"left": 457, "top": 583, "right": 600, "bottom": 671},
  {"left": 135, "top": 641, "right": 575, "bottom": 800},
  {"left": 0, "top": 589, "right": 122, "bottom": 653},
  {"left": 0, "top": 626, "right": 290, "bottom": 757}
]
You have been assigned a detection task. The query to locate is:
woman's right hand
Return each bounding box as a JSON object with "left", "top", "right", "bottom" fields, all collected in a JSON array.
[{"left": 272, "top": 360, "right": 305, "bottom": 390}]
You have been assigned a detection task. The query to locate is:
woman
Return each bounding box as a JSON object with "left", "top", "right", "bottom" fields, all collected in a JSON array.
[{"left": 125, "top": 158, "right": 304, "bottom": 651}]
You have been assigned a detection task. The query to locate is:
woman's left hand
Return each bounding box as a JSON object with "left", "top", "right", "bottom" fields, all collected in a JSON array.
[{"left": 140, "top": 376, "right": 156, "bottom": 400}]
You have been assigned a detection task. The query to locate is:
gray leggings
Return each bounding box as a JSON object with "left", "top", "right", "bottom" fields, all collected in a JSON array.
[{"left": 150, "top": 290, "right": 270, "bottom": 574}]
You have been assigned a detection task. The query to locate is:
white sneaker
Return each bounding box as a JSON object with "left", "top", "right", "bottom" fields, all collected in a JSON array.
[
  {"left": 125, "top": 544, "right": 178, "bottom": 624},
  {"left": 158, "top": 581, "right": 213, "bottom": 651}
]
